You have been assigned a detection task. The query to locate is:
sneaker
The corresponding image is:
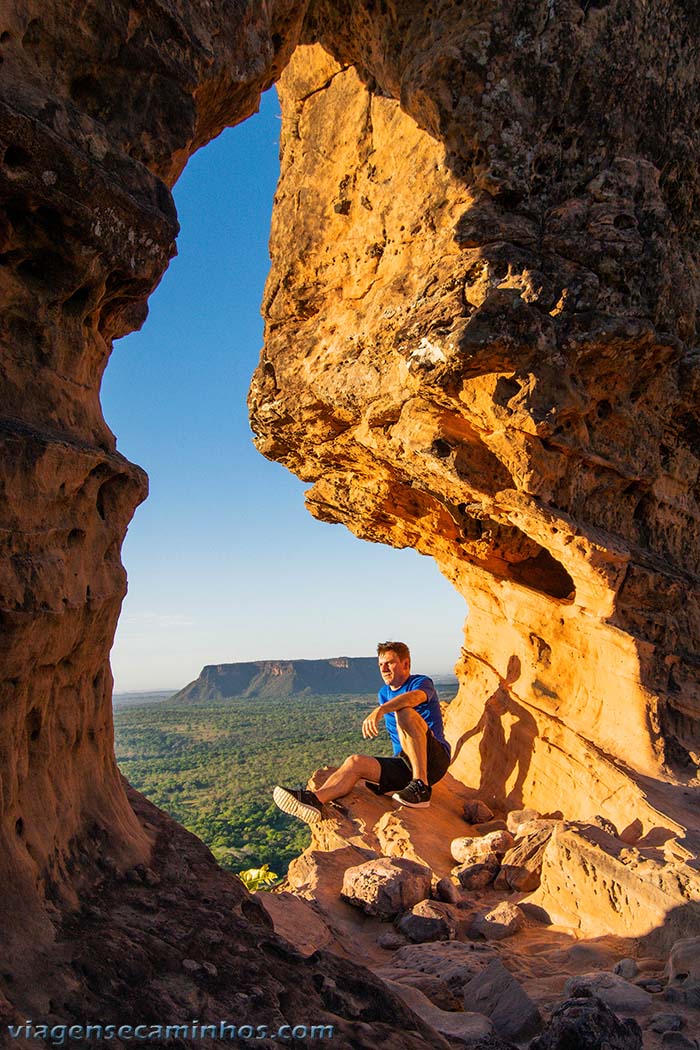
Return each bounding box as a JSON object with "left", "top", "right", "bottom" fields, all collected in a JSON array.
[
  {"left": 273, "top": 785, "right": 323, "bottom": 825},
  {"left": 392, "top": 779, "right": 431, "bottom": 808}
]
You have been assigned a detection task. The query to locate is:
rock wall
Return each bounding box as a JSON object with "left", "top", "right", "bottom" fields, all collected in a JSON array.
[
  {"left": 250, "top": 7, "right": 700, "bottom": 840},
  {"left": 1, "top": 0, "right": 700, "bottom": 1028},
  {"left": 0, "top": 0, "right": 311, "bottom": 1010}
]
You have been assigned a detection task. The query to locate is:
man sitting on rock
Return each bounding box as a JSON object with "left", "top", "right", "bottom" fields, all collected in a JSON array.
[{"left": 273, "top": 641, "right": 451, "bottom": 824}]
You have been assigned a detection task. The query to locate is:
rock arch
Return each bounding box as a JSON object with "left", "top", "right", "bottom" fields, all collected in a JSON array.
[{"left": 1, "top": 0, "right": 699, "bottom": 1024}]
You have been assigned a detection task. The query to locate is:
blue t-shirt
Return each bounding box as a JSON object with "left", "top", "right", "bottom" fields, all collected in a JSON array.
[{"left": 378, "top": 674, "right": 451, "bottom": 760}]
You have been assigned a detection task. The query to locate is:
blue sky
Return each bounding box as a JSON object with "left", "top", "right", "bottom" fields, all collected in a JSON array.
[{"left": 101, "top": 88, "right": 466, "bottom": 693}]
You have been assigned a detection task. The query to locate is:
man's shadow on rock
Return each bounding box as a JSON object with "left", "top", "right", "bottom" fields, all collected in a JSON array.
[{"left": 452, "top": 655, "right": 538, "bottom": 811}]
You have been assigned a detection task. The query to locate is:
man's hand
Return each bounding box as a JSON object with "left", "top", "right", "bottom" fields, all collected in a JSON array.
[{"left": 362, "top": 707, "right": 383, "bottom": 739}]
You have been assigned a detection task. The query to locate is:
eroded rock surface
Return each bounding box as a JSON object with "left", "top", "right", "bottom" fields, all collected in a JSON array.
[{"left": 2, "top": 0, "right": 700, "bottom": 1037}]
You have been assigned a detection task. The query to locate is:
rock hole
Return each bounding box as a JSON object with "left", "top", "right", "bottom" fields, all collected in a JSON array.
[
  {"left": 15, "top": 818, "right": 23, "bottom": 835},
  {"left": 596, "top": 399, "right": 612, "bottom": 419},
  {"left": 26, "top": 708, "right": 41, "bottom": 742},
  {"left": 431, "top": 439, "right": 452, "bottom": 459},
  {"left": 613, "top": 213, "right": 636, "bottom": 229},
  {"left": 63, "top": 283, "right": 92, "bottom": 314},
  {"left": 493, "top": 375, "right": 521, "bottom": 407},
  {"left": 510, "top": 549, "right": 576, "bottom": 601},
  {"left": 0, "top": 31, "right": 10, "bottom": 43},
  {"left": 67, "top": 528, "right": 84, "bottom": 548},
  {"left": 3, "top": 144, "right": 31, "bottom": 169}
]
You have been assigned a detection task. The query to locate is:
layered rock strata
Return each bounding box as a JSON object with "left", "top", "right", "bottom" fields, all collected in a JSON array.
[{"left": 1, "top": 0, "right": 700, "bottom": 1034}]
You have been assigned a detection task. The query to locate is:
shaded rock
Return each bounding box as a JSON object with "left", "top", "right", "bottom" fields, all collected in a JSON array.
[
  {"left": 638, "top": 977, "right": 665, "bottom": 992},
  {"left": 384, "top": 979, "right": 495, "bottom": 1047},
  {"left": 664, "top": 936, "right": 700, "bottom": 1008},
  {"left": 378, "top": 929, "right": 408, "bottom": 951},
  {"left": 649, "top": 1014, "right": 685, "bottom": 1033},
  {"left": 564, "top": 972, "right": 653, "bottom": 1014},
  {"left": 455, "top": 856, "right": 499, "bottom": 890},
  {"left": 341, "top": 857, "right": 432, "bottom": 918},
  {"left": 435, "top": 876, "right": 463, "bottom": 905},
  {"left": 463, "top": 801, "right": 495, "bottom": 825},
  {"left": 259, "top": 890, "right": 333, "bottom": 956},
  {"left": 375, "top": 966, "right": 462, "bottom": 1011},
  {"left": 393, "top": 942, "right": 497, "bottom": 995},
  {"left": 529, "top": 997, "right": 643, "bottom": 1050},
  {"left": 475, "top": 821, "right": 509, "bottom": 836},
  {"left": 396, "top": 900, "right": 457, "bottom": 943},
  {"left": 468, "top": 902, "right": 525, "bottom": 941},
  {"left": 463, "top": 959, "right": 541, "bottom": 1041},
  {"left": 660, "top": 1035, "right": 699, "bottom": 1049},
  {"left": 614, "top": 958, "right": 639, "bottom": 979}
]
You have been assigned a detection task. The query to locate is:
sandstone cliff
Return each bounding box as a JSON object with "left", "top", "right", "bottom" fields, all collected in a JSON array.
[
  {"left": 173, "top": 656, "right": 382, "bottom": 701},
  {"left": 1, "top": 0, "right": 700, "bottom": 1042}
]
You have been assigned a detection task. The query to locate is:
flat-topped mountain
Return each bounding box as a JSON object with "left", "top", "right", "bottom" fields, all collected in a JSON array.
[{"left": 172, "top": 657, "right": 382, "bottom": 701}]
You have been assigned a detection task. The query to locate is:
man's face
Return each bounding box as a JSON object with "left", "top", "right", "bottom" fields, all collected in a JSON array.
[{"left": 378, "top": 650, "right": 411, "bottom": 689}]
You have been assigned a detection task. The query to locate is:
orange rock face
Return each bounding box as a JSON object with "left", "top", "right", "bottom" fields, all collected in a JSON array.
[
  {"left": 250, "top": 26, "right": 700, "bottom": 846},
  {"left": 2, "top": 0, "right": 700, "bottom": 1031}
]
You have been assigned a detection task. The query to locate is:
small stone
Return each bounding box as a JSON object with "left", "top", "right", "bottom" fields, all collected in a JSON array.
[
  {"left": 396, "top": 900, "right": 456, "bottom": 943},
  {"left": 637, "top": 978, "right": 664, "bottom": 992},
  {"left": 469, "top": 902, "right": 525, "bottom": 941},
  {"left": 481, "top": 829, "right": 515, "bottom": 854},
  {"left": 434, "top": 876, "right": 461, "bottom": 904},
  {"left": 182, "top": 958, "right": 201, "bottom": 973},
  {"left": 451, "top": 836, "right": 496, "bottom": 865},
  {"left": 378, "top": 929, "right": 408, "bottom": 950},
  {"left": 615, "top": 958, "right": 639, "bottom": 979},
  {"left": 455, "top": 857, "right": 499, "bottom": 890},
  {"left": 463, "top": 799, "right": 495, "bottom": 825},
  {"left": 201, "top": 961, "right": 218, "bottom": 977},
  {"left": 341, "top": 857, "right": 433, "bottom": 918},
  {"left": 660, "top": 1034, "right": 698, "bottom": 1049},
  {"left": 475, "top": 820, "right": 508, "bottom": 835},
  {"left": 506, "top": 808, "right": 539, "bottom": 834},
  {"left": 650, "top": 1014, "right": 684, "bottom": 1033}
]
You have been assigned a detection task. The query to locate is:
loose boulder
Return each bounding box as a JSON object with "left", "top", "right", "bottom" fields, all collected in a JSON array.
[
  {"left": 463, "top": 959, "right": 541, "bottom": 1041},
  {"left": 455, "top": 855, "right": 500, "bottom": 890},
  {"left": 468, "top": 902, "right": 525, "bottom": 941},
  {"left": 564, "top": 972, "right": 653, "bottom": 1014},
  {"left": 463, "top": 800, "right": 495, "bottom": 825},
  {"left": 451, "top": 836, "right": 495, "bottom": 865},
  {"left": 529, "top": 997, "right": 643, "bottom": 1049},
  {"left": 341, "top": 857, "right": 432, "bottom": 918},
  {"left": 665, "top": 936, "right": 700, "bottom": 1008},
  {"left": 396, "top": 900, "right": 457, "bottom": 943}
]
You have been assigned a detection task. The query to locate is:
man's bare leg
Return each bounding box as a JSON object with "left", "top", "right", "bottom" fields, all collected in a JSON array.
[
  {"left": 395, "top": 708, "right": 429, "bottom": 783},
  {"left": 314, "top": 754, "right": 383, "bottom": 803}
]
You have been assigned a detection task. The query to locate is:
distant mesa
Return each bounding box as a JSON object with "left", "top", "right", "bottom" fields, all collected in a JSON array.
[{"left": 171, "top": 656, "right": 382, "bottom": 701}]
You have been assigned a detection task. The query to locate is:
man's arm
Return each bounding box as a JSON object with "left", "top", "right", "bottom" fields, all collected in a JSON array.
[{"left": 362, "top": 689, "right": 427, "bottom": 739}]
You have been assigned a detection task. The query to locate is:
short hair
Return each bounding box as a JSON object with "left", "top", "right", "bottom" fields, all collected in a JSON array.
[{"left": 377, "top": 641, "right": 411, "bottom": 663}]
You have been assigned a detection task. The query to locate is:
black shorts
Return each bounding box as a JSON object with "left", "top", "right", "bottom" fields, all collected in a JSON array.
[{"left": 367, "top": 729, "right": 451, "bottom": 795}]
